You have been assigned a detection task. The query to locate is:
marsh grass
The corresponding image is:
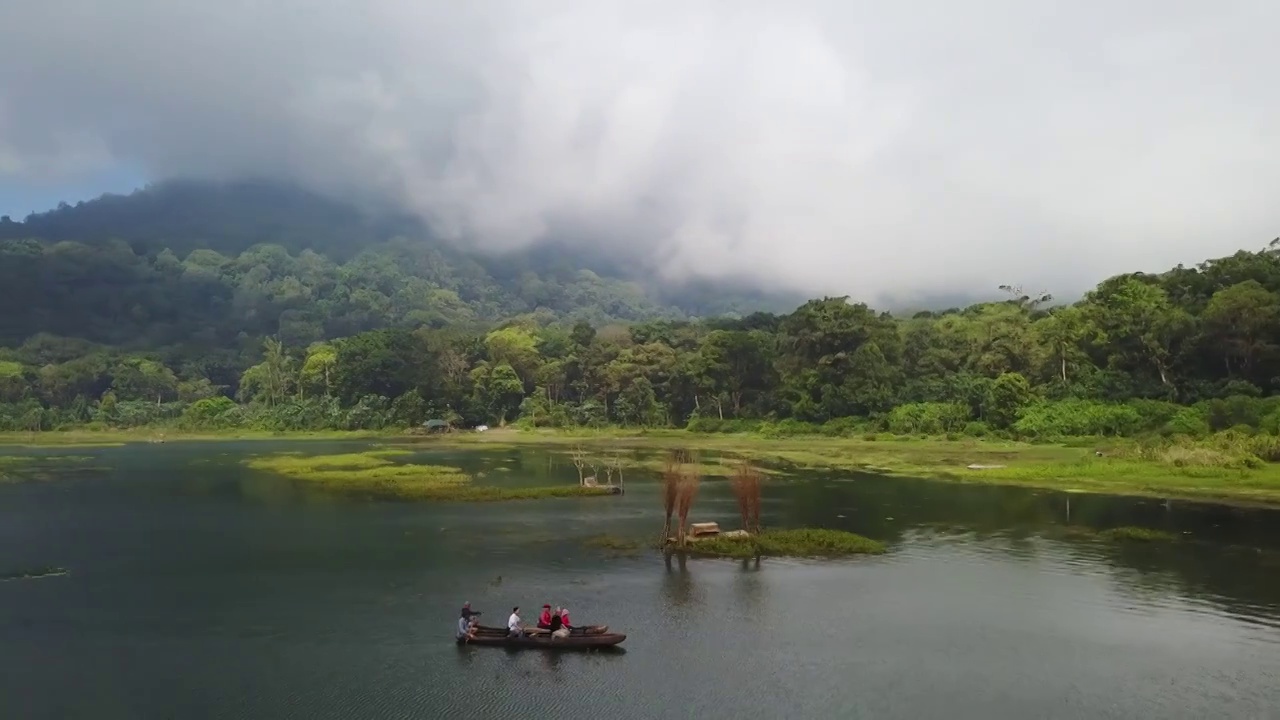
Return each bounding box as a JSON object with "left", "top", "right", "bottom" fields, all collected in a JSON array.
[
  {"left": 685, "top": 528, "right": 886, "bottom": 559},
  {"left": 244, "top": 450, "right": 614, "bottom": 502}
]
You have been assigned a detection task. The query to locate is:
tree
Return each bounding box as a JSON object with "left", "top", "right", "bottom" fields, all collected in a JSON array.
[
  {"left": 1201, "top": 280, "right": 1279, "bottom": 377},
  {"left": 696, "top": 330, "right": 775, "bottom": 416},
  {"left": 985, "top": 372, "right": 1033, "bottom": 429},
  {"left": 1085, "top": 277, "right": 1189, "bottom": 388},
  {"left": 111, "top": 358, "right": 179, "bottom": 404},
  {"left": 484, "top": 325, "right": 542, "bottom": 389},
  {"left": 238, "top": 338, "right": 294, "bottom": 406},
  {"left": 469, "top": 363, "right": 525, "bottom": 425},
  {"left": 1033, "top": 306, "right": 1089, "bottom": 383},
  {"left": 0, "top": 360, "right": 26, "bottom": 402},
  {"left": 299, "top": 342, "right": 338, "bottom": 398},
  {"left": 614, "top": 376, "right": 662, "bottom": 426}
]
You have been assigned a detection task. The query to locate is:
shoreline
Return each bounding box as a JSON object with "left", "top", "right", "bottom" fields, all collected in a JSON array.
[{"left": 4, "top": 427, "right": 1280, "bottom": 507}]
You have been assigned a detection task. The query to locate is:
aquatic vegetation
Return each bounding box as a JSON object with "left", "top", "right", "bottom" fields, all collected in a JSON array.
[
  {"left": 1098, "top": 526, "right": 1178, "bottom": 543},
  {"left": 0, "top": 566, "right": 69, "bottom": 581},
  {"left": 244, "top": 450, "right": 614, "bottom": 502},
  {"left": 0, "top": 455, "right": 96, "bottom": 482},
  {"left": 685, "top": 528, "right": 886, "bottom": 559},
  {"left": 583, "top": 534, "right": 649, "bottom": 556},
  {"left": 448, "top": 431, "right": 1280, "bottom": 506}
]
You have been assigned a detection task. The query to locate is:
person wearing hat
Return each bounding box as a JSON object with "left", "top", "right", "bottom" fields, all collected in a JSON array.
[
  {"left": 460, "top": 601, "right": 482, "bottom": 622},
  {"left": 536, "top": 604, "right": 554, "bottom": 629}
]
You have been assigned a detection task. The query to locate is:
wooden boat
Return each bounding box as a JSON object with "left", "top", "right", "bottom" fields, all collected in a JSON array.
[
  {"left": 458, "top": 632, "right": 626, "bottom": 650},
  {"left": 473, "top": 623, "right": 609, "bottom": 636}
]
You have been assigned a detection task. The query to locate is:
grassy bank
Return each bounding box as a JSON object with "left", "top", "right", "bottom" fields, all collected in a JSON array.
[
  {"left": 244, "top": 448, "right": 616, "bottom": 502},
  {"left": 7, "top": 424, "right": 1280, "bottom": 505},
  {"left": 0, "top": 428, "right": 386, "bottom": 447},
  {"left": 400, "top": 428, "right": 1280, "bottom": 505}
]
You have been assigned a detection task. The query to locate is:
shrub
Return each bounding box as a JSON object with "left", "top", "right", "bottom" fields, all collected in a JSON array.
[
  {"left": 1012, "top": 400, "right": 1141, "bottom": 439},
  {"left": 886, "top": 402, "right": 970, "bottom": 435},
  {"left": 1163, "top": 407, "right": 1210, "bottom": 438}
]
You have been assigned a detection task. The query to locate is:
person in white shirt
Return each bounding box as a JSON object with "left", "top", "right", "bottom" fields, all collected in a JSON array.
[{"left": 507, "top": 606, "right": 524, "bottom": 637}]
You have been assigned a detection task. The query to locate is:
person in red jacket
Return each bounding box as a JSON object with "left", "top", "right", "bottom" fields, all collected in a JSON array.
[{"left": 537, "top": 604, "right": 553, "bottom": 629}]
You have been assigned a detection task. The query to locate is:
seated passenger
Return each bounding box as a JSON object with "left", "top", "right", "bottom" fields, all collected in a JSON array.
[
  {"left": 507, "top": 607, "right": 524, "bottom": 637},
  {"left": 456, "top": 614, "right": 475, "bottom": 641},
  {"left": 549, "top": 610, "right": 570, "bottom": 639}
]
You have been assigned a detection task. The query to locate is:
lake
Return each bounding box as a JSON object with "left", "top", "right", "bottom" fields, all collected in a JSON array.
[{"left": 3, "top": 441, "right": 1279, "bottom": 719}]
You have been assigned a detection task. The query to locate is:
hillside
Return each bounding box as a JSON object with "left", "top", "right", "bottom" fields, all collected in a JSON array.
[
  {"left": 0, "top": 179, "right": 802, "bottom": 350},
  {"left": 1, "top": 179, "right": 1278, "bottom": 445}
]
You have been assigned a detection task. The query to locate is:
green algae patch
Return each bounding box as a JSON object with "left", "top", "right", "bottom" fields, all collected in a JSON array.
[
  {"left": 583, "top": 534, "right": 650, "bottom": 556},
  {"left": 1098, "top": 526, "right": 1178, "bottom": 543},
  {"left": 244, "top": 450, "right": 615, "bottom": 502},
  {"left": 0, "top": 455, "right": 97, "bottom": 483},
  {"left": 685, "top": 528, "right": 886, "bottom": 559}
]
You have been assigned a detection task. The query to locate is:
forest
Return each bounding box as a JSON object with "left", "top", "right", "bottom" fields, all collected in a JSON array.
[{"left": 1, "top": 182, "right": 1279, "bottom": 441}]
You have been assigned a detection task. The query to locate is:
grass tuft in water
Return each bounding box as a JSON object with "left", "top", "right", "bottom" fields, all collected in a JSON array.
[
  {"left": 686, "top": 528, "right": 886, "bottom": 559},
  {"left": 1098, "top": 526, "right": 1177, "bottom": 543},
  {"left": 244, "top": 450, "right": 615, "bottom": 503}
]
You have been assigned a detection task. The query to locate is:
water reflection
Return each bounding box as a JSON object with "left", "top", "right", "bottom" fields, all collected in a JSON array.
[{"left": 661, "top": 552, "right": 699, "bottom": 608}]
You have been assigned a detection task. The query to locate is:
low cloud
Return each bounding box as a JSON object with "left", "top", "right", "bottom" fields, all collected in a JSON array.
[{"left": 2, "top": 0, "right": 1277, "bottom": 303}]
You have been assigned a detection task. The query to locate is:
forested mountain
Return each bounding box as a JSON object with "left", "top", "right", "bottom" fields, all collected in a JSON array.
[
  {"left": 0, "top": 179, "right": 1277, "bottom": 439},
  {"left": 0, "top": 180, "right": 801, "bottom": 348}
]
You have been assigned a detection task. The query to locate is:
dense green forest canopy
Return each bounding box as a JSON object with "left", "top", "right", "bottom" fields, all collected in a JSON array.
[{"left": 1, "top": 181, "right": 1278, "bottom": 437}]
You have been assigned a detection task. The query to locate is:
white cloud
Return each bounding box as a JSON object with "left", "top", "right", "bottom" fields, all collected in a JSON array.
[{"left": 1, "top": 0, "right": 1276, "bottom": 303}]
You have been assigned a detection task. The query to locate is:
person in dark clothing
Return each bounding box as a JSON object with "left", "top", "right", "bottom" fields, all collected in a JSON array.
[
  {"left": 461, "top": 601, "right": 482, "bottom": 622},
  {"left": 548, "top": 609, "right": 570, "bottom": 639}
]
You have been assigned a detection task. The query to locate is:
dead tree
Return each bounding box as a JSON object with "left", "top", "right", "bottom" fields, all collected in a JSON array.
[
  {"left": 606, "top": 451, "right": 625, "bottom": 494},
  {"left": 660, "top": 454, "right": 680, "bottom": 545},
  {"left": 674, "top": 463, "right": 701, "bottom": 548},
  {"left": 729, "top": 462, "right": 764, "bottom": 535},
  {"left": 570, "top": 446, "right": 596, "bottom": 486}
]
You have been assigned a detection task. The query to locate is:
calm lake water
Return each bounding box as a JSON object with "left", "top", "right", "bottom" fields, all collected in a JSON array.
[{"left": 3, "top": 441, "right": 1279, "bottom": 719}]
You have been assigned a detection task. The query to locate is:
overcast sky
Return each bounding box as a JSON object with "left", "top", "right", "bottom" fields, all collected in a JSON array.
[{"left": 1, "top": 0, "right": 1276, "bottom": 303}]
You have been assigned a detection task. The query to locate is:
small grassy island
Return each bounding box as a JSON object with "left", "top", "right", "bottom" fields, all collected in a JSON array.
[
  {"left": 244, "top": 449, "right": 616, "bottom": 502},
  {"left": 654, "top": 454, "right": 886, "bottom": 559},
  {"left": 686, "top": 528, "right": 887, "bottom": 559}
]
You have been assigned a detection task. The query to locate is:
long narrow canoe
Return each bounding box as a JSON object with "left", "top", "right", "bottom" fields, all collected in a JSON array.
[
  {"left": 458, "top": 632, "right": 626, "bottom": 650},
  {"left": 473, "top": 623, "right": 609, "bottom": 636}
]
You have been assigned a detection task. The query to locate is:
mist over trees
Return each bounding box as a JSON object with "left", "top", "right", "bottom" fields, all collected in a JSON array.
[{"left": 1, "top": 182, "right": 1278, "bottom": 437}]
